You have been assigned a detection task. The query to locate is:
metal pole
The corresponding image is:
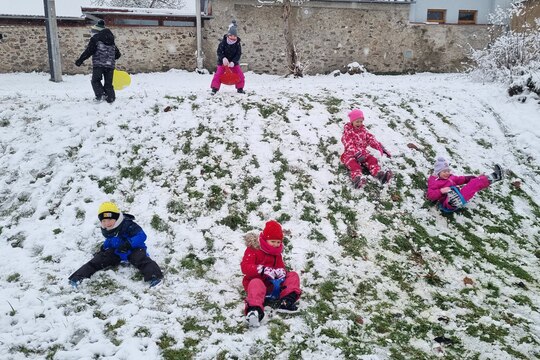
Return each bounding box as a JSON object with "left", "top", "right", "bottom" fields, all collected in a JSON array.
[
  {"left": 195, "top": 0, "right": 204, "bottom": 71},
  {"left": 43, "top": 0, "right": 62, "bottom": 82}
]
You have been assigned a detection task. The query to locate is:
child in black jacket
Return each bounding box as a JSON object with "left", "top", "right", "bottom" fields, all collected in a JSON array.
[
  {"left": 210, "top": 20, "right": 245, "bottom": 94},
  {"left": 75, "top": 20, "right": 121, "bottom": 103}
]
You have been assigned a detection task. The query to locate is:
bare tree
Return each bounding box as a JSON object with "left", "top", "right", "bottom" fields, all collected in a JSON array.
[
  {"left": 91, "top": 0, "right": 185, "bottom": 9},
  {"left": 260, "top": 0, "right": 308, "bottom": 77}
]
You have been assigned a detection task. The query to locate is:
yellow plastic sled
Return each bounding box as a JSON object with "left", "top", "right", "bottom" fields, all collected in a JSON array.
[{"left": 112, "top": 70, "right": 131, "bottom": 90}]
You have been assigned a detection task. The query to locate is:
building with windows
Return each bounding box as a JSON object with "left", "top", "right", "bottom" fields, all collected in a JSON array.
[{"left": 410, "top": 0, "right": 514, "bottom": 25}]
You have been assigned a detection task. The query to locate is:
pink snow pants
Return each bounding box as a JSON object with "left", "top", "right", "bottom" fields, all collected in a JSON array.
[
  {"left": 442, "top": 175, "right": 491, "bottom": 208},
  {"left": 244, "top": 271, "right": 301, "bottom": 313},
  {"left": 210, "top": 65, "right": 245, "bottom": 90},
  {"left": 345, "top": 154, "right": 380, "bottom": 180}
]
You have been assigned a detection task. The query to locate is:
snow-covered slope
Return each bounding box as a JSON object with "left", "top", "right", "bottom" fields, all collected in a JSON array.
[{"left": 0, "top": 71, "right": 539, "bottom": 359}]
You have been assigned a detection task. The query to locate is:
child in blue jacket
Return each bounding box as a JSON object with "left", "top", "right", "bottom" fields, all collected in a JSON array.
[{"left": 68, "top": 202, "right": 163, "bottom": 288}]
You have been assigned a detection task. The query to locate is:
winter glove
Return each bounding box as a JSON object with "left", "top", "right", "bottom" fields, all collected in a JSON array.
[
  {"left": 381, "top": 146, "right": 392, "bottom": 158},
  {"left": 273, "top": 268, "right": 286, "bottom": 279},
  {"left": 118, "top": 240, "right": 132, "bottom": 253},
  {"left": 75, "top": 59, "right": 83, "bottom": 67},
  {"left": 222, "top": 57, "right": 229, "bottom": 66},
  {"left": 354, "top": 152, "right": 366, "bottom": 164},
  {"left": 228, "top": 62, "right": 235, "bottom": 68},
  {"left": 257, "top": 265, "right": 276, "bottom": 279}
]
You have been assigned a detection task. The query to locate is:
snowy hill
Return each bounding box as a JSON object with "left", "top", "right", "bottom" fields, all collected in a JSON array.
[{"left": 0, "top": 71, "right": 539, "bottom": 359}]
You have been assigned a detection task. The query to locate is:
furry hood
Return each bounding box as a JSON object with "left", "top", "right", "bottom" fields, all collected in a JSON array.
[{"left": 244, "top": 232, "right": 260, "bottom": 249}]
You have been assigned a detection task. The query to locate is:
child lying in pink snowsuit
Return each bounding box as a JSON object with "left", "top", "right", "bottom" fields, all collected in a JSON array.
[
  {"left": 240, "top": 220, "right": 301, "bottom": 327},
  {"left": 427, "top": 157, "right": 503, "bottom": 211},
  {"left": 341, "top": 109, "right": 392, "bottom": 188}
]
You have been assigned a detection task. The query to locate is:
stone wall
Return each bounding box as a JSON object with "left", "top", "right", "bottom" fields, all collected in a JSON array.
[
  {"left": 204, "top": 0, "right": 497, "bottom": 74},
  {"left": 0, "top": 0, "right": 498, "bottom": 75},
  {"left": 0, "top": 24, "right": 197, "bottom": 74}
]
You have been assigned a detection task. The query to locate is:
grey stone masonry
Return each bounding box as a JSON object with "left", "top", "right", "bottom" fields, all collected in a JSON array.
[{"left": 0, "top": 0, "right": 499, "bottom": 74}]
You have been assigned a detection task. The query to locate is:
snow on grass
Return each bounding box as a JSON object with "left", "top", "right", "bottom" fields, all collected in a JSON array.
[{"left": 0, "top": 70, "right": 539, "bottom": 359}]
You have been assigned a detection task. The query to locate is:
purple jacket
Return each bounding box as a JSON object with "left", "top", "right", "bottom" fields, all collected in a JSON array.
[{"left": 426, "top": 174, "right": 475, "bottom": 202}]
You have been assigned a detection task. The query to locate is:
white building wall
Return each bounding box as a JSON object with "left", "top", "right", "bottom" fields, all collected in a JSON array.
[{"left": 410, "top": 0, "right": 514, "bottom": 24}]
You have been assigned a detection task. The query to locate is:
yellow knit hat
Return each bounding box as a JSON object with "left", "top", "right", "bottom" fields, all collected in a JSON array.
[{"left": 98, "top": 201, "right": 120, "bottom": 221}]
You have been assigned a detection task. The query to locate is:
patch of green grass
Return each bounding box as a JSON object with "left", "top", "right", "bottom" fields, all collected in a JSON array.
[
  {"left": 167, "top": 200, "right": 184, "bottom": 215},
  {"left": 271, "top": 150, "right": 289, "bottom": 201},
  {"left": 300, "top": 205, "right": 321, "bottom": 224},
  {"left": 268, "top": 318, "right": 289, "bottom": 342},
  {"left": 134, "top": 326, "right": 151, "bottom": 337},
  {"left": 219, "top": 211, "right": 247, "bottom": 231},
  {"left": 308, "top": 228, "right": 326, "bottom": 242},
  {"left": 88, "top": 276, "right": 120, "bottom": 296},
  {"left": 105, "top": 319, "right": 126, "bottom": 335},
  {"left": 324, "top": 96, "right": 343, "bottom": 114},
  {"left": 183, "top": 317, "right": 209, "bottom": 333},
  {"left": 45, "top": 344, "right": 63, "bottom": 360},
  {"left": 120, "top": 165, "right": 145, "bottom": 181},
  {"left": 164, "top": 95, "right": 185, "bottom": 104},
  {"left": 206, "top": 185, "right": 226, "bottom": 210},
  {"left": 151, "top": 214, "right": 169, "bottom": 232},
  {"left": 75, "top": 208, "right": 85, "bottom": 220},
  {"left": 276, "top": 213, "right": 291, "bottom": 223},
  {"left": 466, "top": 323, "right": 509, "bottom": 343},
  {"left": 338, "top": 233, "right": 367, "bottom": 258},
  {"left": 180, "top": 253, "right": 216, "bottom": 277},
  {"left": 7, "top": 273, "right": 20, "bottom": 282},
  {"left": 476, "top": 138, "right": 493, "bottom": 149},
  {"left": 97, "top": 176, "right": 117, "bottom": 194},
  {"left": 195, "top": 143, "right": 211, "bottom": 158},
  {"left": 453, "top": 223, "right": 533, "bottom": 281},
  {"left": 319, "top": 279, "right": 339, "bottom": 302},
  {"left": 11, "top": 345, "right": 42, "bottom": 357},
  {"left": 238, "top": 176, "right": 261, "bottom": 198},
  {"left": 158, "top": 333, "right": 177, "bottom": 350}
]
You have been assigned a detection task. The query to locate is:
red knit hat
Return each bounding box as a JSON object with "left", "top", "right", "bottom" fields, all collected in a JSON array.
[{"left": 261, "top": 220, "right": 284, "bottom": 241}]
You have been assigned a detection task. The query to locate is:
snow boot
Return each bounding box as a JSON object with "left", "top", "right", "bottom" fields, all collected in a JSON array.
[
  {"left": 246, "top": 306, "right": 264, "bottom": 327},
  {"left": 376, "top": 170, "right": 393, "bottom": 185},
  {"left": 446, "top": 190, "right": 464, "bottom": 209},
  {"left": 352, "top": 176, "right": 366, "bottom": 189},
  {"left": 487, "top": 164, "right": 503, "bottom": 183},
  {"left": 69, "top": 278, "right": 82, "bottom": 289},
  {"left": 148, "top": 276, "right": 162, "bottom": 288},
  {"left": 237, "top": 88, "right": 245, "bottom": 94},
  {"left": 277, "top": 293, "right": 299, "bottom": 313},
  {"left": 211, "top": 88, "right": 218, "bottom": 95}
]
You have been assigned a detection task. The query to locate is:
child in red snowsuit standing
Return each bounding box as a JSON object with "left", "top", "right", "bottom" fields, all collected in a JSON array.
[
  {"left": 426, "top": 157, "right": 503, "bottom": 211},
  {"left": 341, "top": 109, "right": 392, "bottom": 188},
  {"left": 240, "top": 220, "right": 301, "bottom": 327}
]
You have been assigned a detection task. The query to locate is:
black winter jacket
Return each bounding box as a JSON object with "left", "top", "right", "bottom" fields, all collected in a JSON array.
[
  {"left": 216, "top": 35, "right": 242, "bottom": 65},
  {"left": 77, "top": 29, "right": 121, "bottom": 69}
]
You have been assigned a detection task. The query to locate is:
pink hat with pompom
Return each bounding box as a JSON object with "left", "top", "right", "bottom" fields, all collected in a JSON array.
[{"left": 348, "top": 109, "right": 364, "bottom": 122}]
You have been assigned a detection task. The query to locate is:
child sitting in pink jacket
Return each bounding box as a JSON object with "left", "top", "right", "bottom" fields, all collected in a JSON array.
[
  {"left": 427, "top": 157, "right": 503, "bottom": 212},
  {"left": 240, "top": 220, "right": 301, "bottom": 327},
  {"left": 341, "top": 109, "right": 393, "bottom": 188}
]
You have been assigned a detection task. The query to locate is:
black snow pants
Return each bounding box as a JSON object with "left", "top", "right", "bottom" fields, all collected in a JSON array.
[
  {"left": 91, "top": 66, "right": 115, "bottom": 102},
  {"left": 69, "top": 248, "right": 163, "bottom": 282}
]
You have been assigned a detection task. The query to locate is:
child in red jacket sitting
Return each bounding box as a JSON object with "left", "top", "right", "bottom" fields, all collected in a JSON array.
[
  {"left": 240, "top": 220, "right": 301, "bottom": 327},
  {"left": 341, "top": 108, "right": 393, "bottom": 188},
  {"left": 427, "top": 157, "right": 503, "bottom": 212}
]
